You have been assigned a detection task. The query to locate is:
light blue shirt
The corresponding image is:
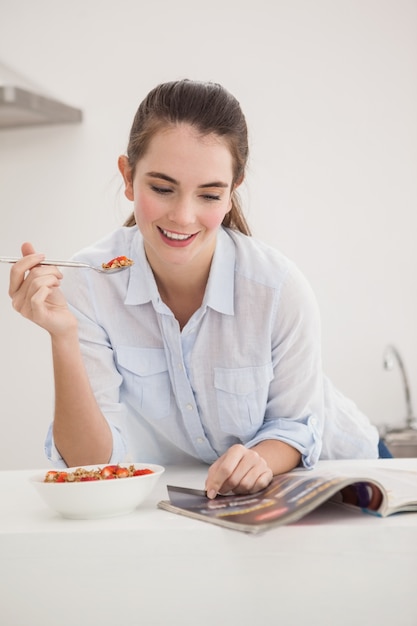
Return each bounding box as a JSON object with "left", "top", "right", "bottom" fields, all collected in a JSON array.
[{"left": 45, "top": 226, "right": 379, "bottom": 467}]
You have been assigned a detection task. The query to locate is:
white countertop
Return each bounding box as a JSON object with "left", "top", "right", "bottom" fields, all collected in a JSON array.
[{"left": 1, "top": 458, "right": 417, "bottom": 626}]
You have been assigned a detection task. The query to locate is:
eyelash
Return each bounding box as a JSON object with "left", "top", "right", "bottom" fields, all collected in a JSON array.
[
  {"left": 202, "top": 194, "right": 221, "bottom": 202},
  {"left": 150, "top": 186, "right": 221, "bottom": 202},
  {"left": 151, "top": 185, "right": 171, "bottom": 195}
]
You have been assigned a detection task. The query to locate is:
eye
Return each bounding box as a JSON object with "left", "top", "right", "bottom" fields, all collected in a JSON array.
[
  {"left": 151, "top": 185, "right": 172, "bottom": 195},
  {"left": 201, "top": 194, "right": 221, "bottom": 202}
]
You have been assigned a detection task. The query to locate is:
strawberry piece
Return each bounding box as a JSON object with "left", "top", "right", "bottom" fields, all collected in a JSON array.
[
  {"left": 133, "top": 468, "right": 154, "bottom": 476},
  {"left": 54, "top": 472, "right": 68, "bottom": 483},
  {"left": 115, "top": 467, "right": 130, "bottom": 478},
  {"left": 44, "top": 471, "right": 59, "bottom": 482},
  {"left": 100, "top": 465, "right": 118, "bottom": 478}
]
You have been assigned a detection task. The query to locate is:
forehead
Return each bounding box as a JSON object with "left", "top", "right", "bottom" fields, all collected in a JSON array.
[{"left": 142, "top": 123, "right": 234, "bottom": 174}]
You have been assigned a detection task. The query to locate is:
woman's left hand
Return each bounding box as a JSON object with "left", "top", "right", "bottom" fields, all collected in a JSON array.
[{"left": 205, "top": 444, "right": 273, "bottom": 499}]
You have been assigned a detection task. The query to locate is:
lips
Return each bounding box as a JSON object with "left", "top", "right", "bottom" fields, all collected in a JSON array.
[
  {"left": 157, "top": 227, "right": 198, "bottom": 246},
  {"left": 159, "top": 227, "right": 194, "bottom": 241}
]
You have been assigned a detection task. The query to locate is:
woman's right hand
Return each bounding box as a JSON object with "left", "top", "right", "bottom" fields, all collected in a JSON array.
[{"left": 9, "top": 242, "right": 77, "bottom": 336}]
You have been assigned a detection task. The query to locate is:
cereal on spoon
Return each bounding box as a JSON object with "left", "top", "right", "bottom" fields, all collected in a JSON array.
[{"left": 101, "top": 256, "right": 134, "bottom": 270}]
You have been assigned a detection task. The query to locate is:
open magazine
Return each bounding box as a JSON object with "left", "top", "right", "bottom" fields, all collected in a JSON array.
[{"left": 157, "top": 466, "right": 417, "bottom": 534}]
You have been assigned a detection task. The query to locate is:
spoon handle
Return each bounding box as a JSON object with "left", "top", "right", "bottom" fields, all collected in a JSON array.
[{"left": 0, "top": 257, "right": 92, "bottom": 269}]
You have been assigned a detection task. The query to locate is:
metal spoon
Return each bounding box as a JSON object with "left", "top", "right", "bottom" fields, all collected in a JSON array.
[{"left": 0, "top": 256, "right": 132, "bottom": 274}]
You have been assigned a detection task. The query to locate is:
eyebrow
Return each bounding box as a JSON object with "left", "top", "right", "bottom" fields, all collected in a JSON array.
[{"left": 146, "top": 171, "right": 229, "bottom": 189}]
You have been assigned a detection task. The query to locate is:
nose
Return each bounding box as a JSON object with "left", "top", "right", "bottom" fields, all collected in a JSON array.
[{"left": 167, "top": 196, "right": 196, "bottom": 227}]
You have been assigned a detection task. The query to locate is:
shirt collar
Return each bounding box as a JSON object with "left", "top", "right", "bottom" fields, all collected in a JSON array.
[
  {"left": 203, "top": 227, "right": 235, "bottom": 315},
  {"left": 124, "top": 226, "right": 236, "bottom": 315},
  {"left": 124, "top": 229, "right": 157, "bottom": 306}
]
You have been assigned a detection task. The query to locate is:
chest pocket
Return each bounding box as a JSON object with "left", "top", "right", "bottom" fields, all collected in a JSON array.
[
  {"left": 115, "top": 346, "right": 171, "bottom": 420},
  {"left": 214, "top": 363, "right": 273, "bottom": 437}
]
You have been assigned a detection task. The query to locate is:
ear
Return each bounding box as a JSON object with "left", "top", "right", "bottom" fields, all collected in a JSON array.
[{"left": 118, "top": 155, "right": 134, "bottom": 201}]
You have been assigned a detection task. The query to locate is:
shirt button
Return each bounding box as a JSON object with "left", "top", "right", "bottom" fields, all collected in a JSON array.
[
  {"left": 311, "top": 417, "right": 317, "bottom": 425},
  {"left": 186, "top": 403, "right": 193, "bottom": 411},
  {"left": 196, "top": 437, "right": 204, "bottom": 444}
]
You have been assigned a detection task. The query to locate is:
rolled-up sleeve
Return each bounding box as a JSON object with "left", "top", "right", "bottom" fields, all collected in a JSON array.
[
  {"left": 44, "top": 419, "right": 127, "bottom": 467},
  {"left": 245, "top": 414, "right": 322, "bottom": 468}
]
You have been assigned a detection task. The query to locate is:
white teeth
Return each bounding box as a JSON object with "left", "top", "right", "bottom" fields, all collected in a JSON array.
[{"left": 161, "top": 228, "right": 192, "bottom": 241}]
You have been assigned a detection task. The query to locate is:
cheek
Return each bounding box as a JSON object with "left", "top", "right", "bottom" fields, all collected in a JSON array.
[
  {"left": 133, "top": 191, "right": 162, "bottom": 224},
  {"left": 201, "top": 200, "right": 232, "bottom": 230},
  {"left": 203, "top": 212, "right": 224, "bottom": 231}
]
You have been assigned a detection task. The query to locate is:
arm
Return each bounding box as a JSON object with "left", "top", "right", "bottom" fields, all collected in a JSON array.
[
  {"left": 9, "top": 243, "right": 113, "bottom": 466},
  {"left": 251, "top": 438, "right": 301, "bottom": 473},
  {"left": 51, "top": 330, "right": 113, "bottom": 466}
]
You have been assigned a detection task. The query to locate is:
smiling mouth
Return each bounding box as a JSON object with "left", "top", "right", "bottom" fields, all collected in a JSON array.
[{"left": 158, "top": 227, "right": 196, "bottom": 241}]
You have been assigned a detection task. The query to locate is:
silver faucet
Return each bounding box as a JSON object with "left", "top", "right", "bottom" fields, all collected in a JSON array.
[{"left": 383, "top": 345, "right": 417, "bottom": 430}]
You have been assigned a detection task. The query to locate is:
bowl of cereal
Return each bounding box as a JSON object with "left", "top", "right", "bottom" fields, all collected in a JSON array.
[{"left": 30, "top": 463, "right": 165, "bottom": 519}]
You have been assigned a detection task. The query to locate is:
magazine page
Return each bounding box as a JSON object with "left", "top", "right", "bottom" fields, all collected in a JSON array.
[
  {"left": 331, "top": 467, "right": 417, "bottom": 514},
  {"left": 160, "top": 472, "right": 385, "bottom": 533}
]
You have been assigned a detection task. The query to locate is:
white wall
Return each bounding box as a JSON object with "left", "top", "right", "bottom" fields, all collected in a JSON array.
[{"left": 0, "top": 0, "right": 416, "bottom": 469}]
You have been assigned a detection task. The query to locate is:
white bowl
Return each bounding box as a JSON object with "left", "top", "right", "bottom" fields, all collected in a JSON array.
[{"left": 30, "top": 463, "right": 165, "bottom": 519}]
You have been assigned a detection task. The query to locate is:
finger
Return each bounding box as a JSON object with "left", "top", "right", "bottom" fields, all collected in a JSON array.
[
  {"left": 218, "top": 454, "right": 263, "bottom": 494},
  {"left": 205, "top": 444, "right": 247, "bottom": 498},
  {"left": 11, "top": 269, "right": 62, "bottom": 315},
  {"left": 206, "top": 446, "right": 273, "bottom": 497},
  {"left": 29, "top": 282, "right": 61, "bottom": 318},
  {"left": 232, "top": 467, "right": 273, "bottom": 495},
  {"left": 9, "top": 252, "right": 46, "bottom": 298},
  {"left": 21, "top": 241, "right": 36, "bottom": 256}
]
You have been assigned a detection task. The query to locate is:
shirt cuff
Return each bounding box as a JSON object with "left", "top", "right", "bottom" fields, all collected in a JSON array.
[
  {"left": 44, "top": 422, "right": 127, "bottom": 467},
  {"left": 245, "top": 414, "right": 322, "bottom": 469}
]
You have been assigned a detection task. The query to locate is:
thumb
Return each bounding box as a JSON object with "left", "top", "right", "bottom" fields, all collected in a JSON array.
[{"left": 21, "top": 241, "right": 36, "bottom": 257}]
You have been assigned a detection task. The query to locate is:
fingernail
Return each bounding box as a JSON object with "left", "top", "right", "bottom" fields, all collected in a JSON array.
[{"left": 207, "top": 489, "right": 217, "bottom": 499}]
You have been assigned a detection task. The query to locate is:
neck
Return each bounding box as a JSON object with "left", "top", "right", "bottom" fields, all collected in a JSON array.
[
  {"left": 158, "top": 270, "right": 207, "bottom": 300},
  {"left": 152, "top": 264, "right": 210, "bottom": 330}
]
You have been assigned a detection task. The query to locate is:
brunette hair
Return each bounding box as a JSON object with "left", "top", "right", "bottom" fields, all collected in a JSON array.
[{"left": 123, "top": 79, "right": 251, "bottom": 235}]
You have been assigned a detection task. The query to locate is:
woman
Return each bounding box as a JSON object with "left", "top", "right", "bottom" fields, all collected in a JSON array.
[{"left": 9, "top": 80, "right": 380, "bottom": 499}]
